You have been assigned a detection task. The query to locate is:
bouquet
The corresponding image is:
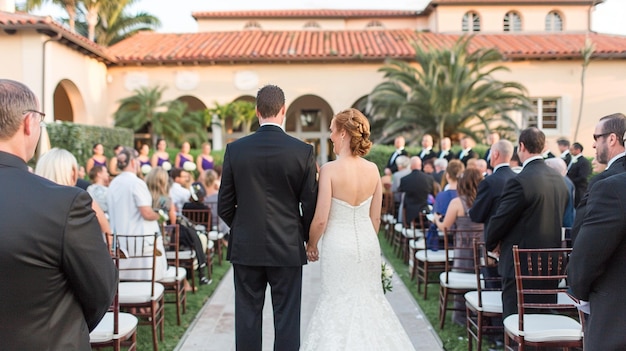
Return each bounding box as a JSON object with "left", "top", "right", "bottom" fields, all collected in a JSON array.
[{"left": 381, "top": 262, "right": 394, "bottom": 294}]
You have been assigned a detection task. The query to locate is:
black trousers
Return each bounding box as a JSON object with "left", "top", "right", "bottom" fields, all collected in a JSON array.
[{"left": 233, "top": 264, "right": 302, "bottom": 351}]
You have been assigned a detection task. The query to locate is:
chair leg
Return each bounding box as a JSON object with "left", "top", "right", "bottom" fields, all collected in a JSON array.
[
  {"left": 423, "top": 263, "right": 430, "bottom": 299},
  {"left": 175, "top": 282, "right": 181, "bottom": 325},
  {"left": 189, "top": 265, "right": 196, "bottom": 294},
  {"left": 151, "top": 301, "right": 159, "bottom": 351},
  {"left": 439, "top": 285, "right": 449, "bottom": 329}
]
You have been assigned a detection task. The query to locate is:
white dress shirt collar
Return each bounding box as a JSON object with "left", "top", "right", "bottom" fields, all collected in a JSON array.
[
  {"left": 260, "top": 122, "right": 284, "bottom": 131},
  {"left": 522, "top": 155, "right": 544, "bottom": 169},
  {"left": 607, "top": 152, "right": 626, "bottom": 170},
  {"left": 493, "top": 163, "right": 510, "bottom": 173}
]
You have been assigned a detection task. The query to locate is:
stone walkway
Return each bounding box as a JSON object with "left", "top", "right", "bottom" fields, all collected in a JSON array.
[{"left": 175, "top": 259, "right": 443, "bottom": 350}]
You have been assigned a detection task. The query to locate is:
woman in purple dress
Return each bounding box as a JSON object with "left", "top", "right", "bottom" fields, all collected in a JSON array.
[
  {"left": 175, "top": 141, "right": 193, "bottom": 169},
  {"left": 150, "top": 139, "right": 171, "bottom": 169},
  {"left": 86, "top": 143, "right": 107, "bottom": 173},
  {"left": 196, "top": 142, "right": 214, "bottom": 172}
]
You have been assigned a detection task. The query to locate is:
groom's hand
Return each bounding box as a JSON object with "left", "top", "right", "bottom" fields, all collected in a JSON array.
[{"left": 306, "top": 243, "right": 319, "bottom": 262}]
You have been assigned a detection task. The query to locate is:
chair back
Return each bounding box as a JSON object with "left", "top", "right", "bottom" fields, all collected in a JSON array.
[
  {"left": 182, "top": 208, "right": 212, "bottom": 231},
  {"left": 472, "top": 240, "right": 502, "bottom": 305},
  {"left": 116, "top": 232, "right": 160, "bottom": 295},
  {"left": 442, "top": 228, "right": 483, "bottom": 282},
  {"left": 511, "top": 245, "right": 578, "bottom": 330},
  {"left": 161, "top": 224, "right": 180, "bottom": 269}
]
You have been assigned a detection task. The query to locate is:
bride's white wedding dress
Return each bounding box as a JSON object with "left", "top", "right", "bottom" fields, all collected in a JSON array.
[{"left": 301, "top": 196, "right": 415, "bottom": 350}]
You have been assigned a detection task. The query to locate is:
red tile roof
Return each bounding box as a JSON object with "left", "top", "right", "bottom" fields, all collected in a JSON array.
[
  {"left": 192, "top": 9, "right": 420, "bottom": 20},
  {"left": 431, "top": 0, "right": 600, "bottom": 4},
  {"left": 0, "top": 11, "right": 115, "bottom": 63},
  {"left": 108, "top": 30, "right": 626, "bottom": 65}
]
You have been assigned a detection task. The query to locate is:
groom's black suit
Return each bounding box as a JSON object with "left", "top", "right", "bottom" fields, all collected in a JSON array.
[{"left": 218, "top": 124, "right": 318, "bottom": 351}]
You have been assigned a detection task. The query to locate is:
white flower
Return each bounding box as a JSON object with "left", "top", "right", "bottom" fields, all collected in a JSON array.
[
  {"left": 183, "top": 161, "right": 197, "bottom": 171},
  {"left": 381, "top": 262, "right": 394, "bottom": 294},
  {"left": 140, "top": 164, "right": 152, "bottom": 175},
  {"left": 161, "top": 161, "right": 172, "bottom": 171}
]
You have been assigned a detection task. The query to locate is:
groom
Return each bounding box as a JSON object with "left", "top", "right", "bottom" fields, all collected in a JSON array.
[{"left": 218, "top": 84, "right": 318, "bottom": 351}]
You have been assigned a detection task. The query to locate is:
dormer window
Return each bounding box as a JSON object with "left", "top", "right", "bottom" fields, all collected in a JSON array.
[
  {"left": 304, "top": 21, "right": 321, "bottom": 29},
  {"left": 244, "top": 21, "right": 262, "bottom": 30},
  {"left": 504, "top": 11, "right": 522, "bottom": 32},
  {"left": 545, "top": 11, "right": 563, "bottom": 32},
  {"left": 462, "top": 12, "right": 481, "bottom": 33},
  {"left": 366, "top": 20, "right": 385, "bottom": 29}
]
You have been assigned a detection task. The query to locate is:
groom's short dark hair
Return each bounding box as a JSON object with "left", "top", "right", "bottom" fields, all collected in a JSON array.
[{"left": 256, "top": 85, "right": 284, "bottom": 118}]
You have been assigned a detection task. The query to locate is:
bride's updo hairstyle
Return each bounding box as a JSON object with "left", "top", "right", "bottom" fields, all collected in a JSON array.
[{"left": 333, "top": 108, "right": 373, "bottom": 156}]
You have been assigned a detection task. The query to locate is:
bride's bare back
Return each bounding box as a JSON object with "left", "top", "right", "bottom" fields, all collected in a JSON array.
[{"left": 326, "top": 157, "right": 380, "bottom": 206}]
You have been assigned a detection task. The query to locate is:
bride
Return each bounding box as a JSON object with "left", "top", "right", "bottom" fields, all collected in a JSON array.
[{"left": 302, "top": 109, "right": 414, "bottom": 350}]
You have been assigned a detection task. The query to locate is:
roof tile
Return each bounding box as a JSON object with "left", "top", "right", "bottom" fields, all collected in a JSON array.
[{"left": 192, "top": 9, "right": 419, "bottom": 19}]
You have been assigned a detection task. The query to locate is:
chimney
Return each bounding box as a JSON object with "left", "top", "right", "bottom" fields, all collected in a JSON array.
[{"left": 0, "top": 0, "right": 16, "bottom": 13}]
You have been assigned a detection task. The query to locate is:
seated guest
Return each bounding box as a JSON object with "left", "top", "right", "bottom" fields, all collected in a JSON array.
[
  {"left": 86, "top": 165, "right": 110, "bottom": 215},
  {"left": 433, "top": 158, "right": 448, "bottom": 186},
  {"left": 169, "top": 168, "right": 191, "bottom": 216},
  {"left": 398, "top": 156, "right": 434, "bottom": 225},
  {"left": 202, "top": 170, "right": 230, "bottom": 235}
]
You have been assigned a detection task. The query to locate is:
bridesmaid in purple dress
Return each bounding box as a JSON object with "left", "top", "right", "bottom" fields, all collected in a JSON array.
[
  {"left": 175, "top": 141, "right": 193, "bottom": 169},
  {"left": 196, "top": 142, "right": 214, "bottom": 172},
  {"left": 86, "top": 143, "right": 107, "bottom": 173},
  {"left": 151, "top": 139, "right": 171, "bottom": 168}
]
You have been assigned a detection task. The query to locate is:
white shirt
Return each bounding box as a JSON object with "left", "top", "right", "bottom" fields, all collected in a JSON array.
[
  {"left": 420, "top": 147, "right": 432, "bottom": 159},
  {"left": 169, "top": 182, "right": 191, "bottom": 216},
  {"left": 522, "top": 155, "right": 544, "bottom": 169},
  {"left": 493, "top": 163, "right": 511, "bottom": 173},
  {"left": 560, "top": 149, "right": 570, "bottom": 159},
  {"left": 607, "top": 152, "right": 625, "bottom": 170},
  {"left": 107, "top": 171, "right": 153, "bottom": 235},
  {"left": 260, "top": 122, "right": 284, "bottom": 131}
]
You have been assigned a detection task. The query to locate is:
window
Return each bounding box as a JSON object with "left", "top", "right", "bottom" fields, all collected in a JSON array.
[
  {"left": 244, "top": 21, "right": 262, "bottom": 30},
  {"left": 545, "top": 11, "right": 563, "bottom": 32},
  {"left": 303, "top": 21, "right": 321, "bottom": 29},
  {"left": 524, "top": 98, "right": 559, "bottom": 130},
  {"left": 300, "top": 109, "right": 321, "bottom": 132},
  {"left": 366, "top": 20, "right": 385, "bottom": 29},
  {"left": 504, "top": 11, "right": 522, "bottom": 32},
  {"left": 462, "top": 12, "right": 481, "bottom": 33}
]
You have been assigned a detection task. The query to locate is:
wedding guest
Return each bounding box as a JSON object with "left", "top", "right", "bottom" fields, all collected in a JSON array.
[
  {"left": 557, "top": 138, "right": 572, "bottom": 165},
  {"left": 591, "top": 157, "right": 606, "bottom": 173},
  {"left": 202, "top": 169, "right": 230, "bottom": 235},
  {"left": 398, "top": 156, "right": 434, "bottom": 224},
  {"left": 86, "top": 143, "right": 107, "bottom": 173},
  {"left": 419, "top": 134, "right": 437, "bottom": 163},
  {"left": 483, "top": 131, "right": 500, "bottom": 169},
  {"left": 175, "top": 141, "right": 193, "bottom": 169},
  {"left": 169, "top": 168, "right": 191, "bottom": 216},
  {"left": 36, "top": 148, "right": 111, "bottom": 237},
  {"left": 433, "top": 158, "right": 448, "bottom": 187},
  {"left": 107, "top": 144, "right": 124, "bottom": 177},
  {"left": 86, "top": 165, "right": 110, "bottom": 215},
  {"left": 196, "top": 142, "right": 215, "bottom": 172},
  {"left": 381, "top": 167, "right": 393, "bottom": 193},
  {"left": 0, "top": 79, "right": 116, "bottom": 350},
  {"left": 437, "top": 137, "right": 455, "bottom": 162},
  {"left": 386, "top": 135, "right": 408, "bottom": 173},
  {"left": 545, "top": 157, "right": 575, "bottom": 227},
  {"left": 433, "top": 160, "right": 464, "bottom": 218},
  {"left": 75, "top": 164, "right": 91, "bottom": 190},
  {"left": 457, "top": 136, "right": 478, "bottom": 166},
  {"left": 151, "top": 138, "right": 171, "bottom": 169},
  {"left": 567, "top": 142, "right": 591, "bottom": 207}
]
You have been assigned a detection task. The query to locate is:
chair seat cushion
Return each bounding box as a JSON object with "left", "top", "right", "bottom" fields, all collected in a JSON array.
[
  {"left": 440, "top": 271, "right": 478, "bottom": 289},
  {"left": 166, "top": 250, "right": 195, "bottom": 260},
  {"left": 159, "top": 266, "right": 187, "bottom": 283},
  {"left": 503, "top": 314, "right": 582, "bottom": 342},
  {"left": 465, "top": 291, "right": 503, "bottom": 313},
  {"left": 415, "top": 250, "right": 452, "bottom": 262},
  {"left": 409, "top": 238, "right": 425, "bottom": 250},
  {"left": 90, "top": 312, "right": 138, "bottom": 343},
  {"left": 119, "top": 282, "right": 165, "bottom": 303}
]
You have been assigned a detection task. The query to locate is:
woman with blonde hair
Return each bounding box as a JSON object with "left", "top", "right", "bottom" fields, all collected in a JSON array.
[
  {"left": 301, "top": 108, "right": 414, "bottom": 350},
  {"left": 196, "top": 142, "right": 214, "bottom": 172},
  {"left": 144, "top": 167, "right": 176, "bottom": 225},
  {"left": 36, "top": 148, "right": 111, "bottom": 241}
]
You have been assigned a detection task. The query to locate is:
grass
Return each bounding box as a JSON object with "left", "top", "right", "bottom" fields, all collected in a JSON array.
[
  {"left": 134, "top": 260, "right": 232, "bottom": 351},
  {"left": 379, "top": 234, "right": 494, "bottom": 351}
]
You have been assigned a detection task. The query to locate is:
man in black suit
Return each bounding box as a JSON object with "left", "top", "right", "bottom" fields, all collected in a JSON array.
[
  {"left": 386, "top": 135, "right": 408, "bottom": 173},
  {"left": 469, "top": 139, "right": 516, "bottom": 236},
  {"left": 457, "top": 136, "right": 478, "bottom": 166},
  {"left": 437, "top": 136, "right": 456, "bottom": 162},
  {"left": 0, "top": 79, "right": 117, "bottom": 349},
  {"left": 486, "top": 127, "right": 568, "bottom": 318},
  {"left": 568, "top": 171, "right": 626, "bottom": 350},
  {"left": 419, "top": 134, "right": 437, "bottom": 164},
  {"left": 483, "top": 131, "right": 500, "bottom": 171},
  {"left": 571, "top": 113, "right": 626, "bottom": 245},
  {"left": 557, "top": 138, "right": 572, "bottom": 166},
  {"left": 218, "top": 85, "right": 318, "bottom": 351},
  {"left": 398, "top": 156, "right": 434, "bottom": 224},
  {"left": 567, "top": 142, "right": 591, "bottom": 207}
]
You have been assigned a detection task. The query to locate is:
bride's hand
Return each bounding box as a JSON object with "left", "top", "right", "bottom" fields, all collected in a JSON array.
[{"left": 306, "top": 243, "right": 319, "bottom": 262}]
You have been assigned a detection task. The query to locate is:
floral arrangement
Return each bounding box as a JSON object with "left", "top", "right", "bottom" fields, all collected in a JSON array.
[
  {"left": 183, "top": 161, "right": 197, "bottom": 171},
  {"left": 161, "top": 161, "right": 172, "bottom": 171},
  {"left": 381, "top": 262, "right": 394, "bottom": 294},
  {"left": 140, "top": 164, "right": 152, "bottom": 175}
]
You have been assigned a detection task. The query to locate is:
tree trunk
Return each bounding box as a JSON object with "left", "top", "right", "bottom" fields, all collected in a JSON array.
[{"left": 86, "top": 3, "right": 100, "bottom": 42}]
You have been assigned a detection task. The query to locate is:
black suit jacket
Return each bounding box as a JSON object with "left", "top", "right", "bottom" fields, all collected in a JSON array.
[
  {"left": 437, "top": 149, "right": 456, "bottom": 162},
  {"left": 398, "top": 169, "right": 434, "bottom": 224},
  {"left": 386, "top": 149, "right": 408, "bottom": 173},
  {"left": 486, "top": 159, "right": 568, "bottom": 279},
  {"left": 0, "top": 151, "right": 117, "bottom": 350},
  {"left": 560, "top": 152, "right": 572, "bottom": 167},
  {"left": 567, "top": 156, "right": 591, "bottom": 207},
  {"left": 419, "top": 148, "right": 437, "bottom": 163},
  {"left": 218, "top": 125, "right": 318, "bottom": 267},
  {"left": 458, "top": 149, "right": 478, "bottom": 166},
  {"left": 568, "top": 173, "right": 626, "bottom": 350},
  {"left": 469, "top": 165, "right": 516, "bottom": 236},
  {"left": 571, "top": 155, "right": 626, "bottom": 244}
]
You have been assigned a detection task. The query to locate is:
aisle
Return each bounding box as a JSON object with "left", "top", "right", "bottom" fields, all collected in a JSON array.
[{"left": 175, "top": 260, "right": 443, "bottom": 350}]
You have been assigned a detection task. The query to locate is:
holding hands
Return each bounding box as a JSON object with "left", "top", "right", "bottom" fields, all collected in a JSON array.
[{"left": 306, "top": 243, "right": 319, "bottom": 262}]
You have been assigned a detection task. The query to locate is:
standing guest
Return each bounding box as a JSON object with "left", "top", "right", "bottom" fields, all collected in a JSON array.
[
  {"left": 75, "top": 164, "right": 91, "bottom": 190},
  {"left": 541, "top": 145, "right": 556, "bottom": 159},
  {"left": 86, "top": 143, "right": 107, "bottom": 173},
  {"left": 86, "top": 164, "right": 110, "bottom": 215},
  {"left": 196, "top": 142, "right": 215, "bottom": 172},
  {"left": 509, "top": 148, "right": 523, "bottom": 173},
  {"left": 151, "top": 138, "right": 171, "bottom": 169},
  {"left": 169, "top": 168, "right": 191, "bottom": 216},
  {"left": 567, "top": 142, "right": 591, "bottom": 207},
  {"left": 0, "top": 79, "right": 116, "bottom": 350},
  {"left": 557, "top": 138, "right": 572, "bottom": 165},
  {"left": 175, "top": 141, "right": 194, "bottom": 169},
  {"left": 137, "top": 143, "right": 152, "bottom": 172},
  {"left": 398, "top": 156, "right": 434, "bottom": 224},
  {"left": 433, "top": 158, "right": 448, "bottom": 186},
  {"left": 483, "top": 131, "right": 500, "bottom": 170},
  {"left": 571, "top": 112, "right": 626, "bottom": 245},
  {"left": 457, "top": 136, "right": 478, "bottom": 166},
  {"left": 419, "top": 134, "right": 437, "bottom": 164},
  {"left": 475, "top": 159, "right": 489, "bottom": 177},
  {"left": 391, "top": 155, "right": 411, "bottom": 209},
  {"left": 386, "top": 135, "right": 408, "bottom": 173},
  {"left": 486, "top": 127, "right": 568, "bottom": 318},
  {"left": 469, "top": 140, "right": 516, "bottom": 236},
  {"left": 437, "top": 137, "right": 455, "bottom": 162},
  {"left": 423, "top": 158, "right": 436, "bottom": 177},
  {"left": 107, "top": 144, "right": 124, "bottom": 177},
  {"left": 545, "top": 158, "right": 576, "bottom": 228},
  {"left": 218, "top": 85, "right": 318, "bottom": 351},
  {"left": 380, "top": 167, "right": 393, "bottom": 193},
  {"left": 36, "top": 148, "right": 111, "bottom": 237},
  {"left": 568, "top": 170, "right": 626, "bottom": 351}
]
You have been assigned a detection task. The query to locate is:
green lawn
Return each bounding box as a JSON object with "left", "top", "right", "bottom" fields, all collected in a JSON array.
[{"left": 134, "top": 261, "right": 232, "bottom": 351}]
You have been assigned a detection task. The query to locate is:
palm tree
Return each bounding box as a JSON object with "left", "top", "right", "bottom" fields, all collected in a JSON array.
[
  {"left": 231, "top": 100, "right": 257, "bottom": 134},
  {"left": 574, "top": 37, "right": 594, "bottom": 141},
  {"left": 24, "top": 0, "right": 78, "bottom": 32},
  {"left": 367, "top": 35, "right": 531, "bottom": 144}
]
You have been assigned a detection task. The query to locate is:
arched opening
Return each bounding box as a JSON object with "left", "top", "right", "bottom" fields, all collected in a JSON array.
[
  {"left": 53, "top": 79, "right": 85, "bottom": 122},
  {"left": 462, "top": 11, "right": 481, "bottom": 33},
  {"left": 285, "top": 95, "right": 334, "bottom": 164}
]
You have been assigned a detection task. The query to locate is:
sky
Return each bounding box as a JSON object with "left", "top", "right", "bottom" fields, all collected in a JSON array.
[{"left": 24, "top": 0, "right": 626, "bottom": 36}]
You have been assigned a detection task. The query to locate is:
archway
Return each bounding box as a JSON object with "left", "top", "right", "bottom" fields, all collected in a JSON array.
[
  {"left": 285, "top": 95, "right": 334, "bottom": 164},
  {"left": 53, "top": 79, "right": 85, "bottom": 122}
]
